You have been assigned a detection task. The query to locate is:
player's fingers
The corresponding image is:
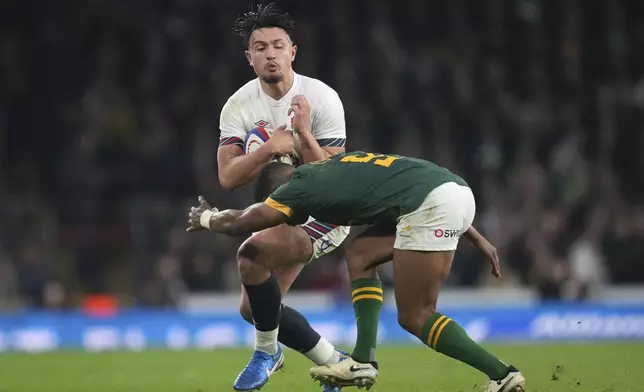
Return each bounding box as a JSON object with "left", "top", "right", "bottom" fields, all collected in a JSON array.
[{"left": 276, "top": 124, "right": 288, "bottom": 131}]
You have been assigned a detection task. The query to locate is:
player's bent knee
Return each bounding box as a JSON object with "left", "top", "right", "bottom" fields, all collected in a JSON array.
[
  {"left": 238, "top": 227, "right": 309, "bottom": 269},
  {"left": 237, "top": 252, "right": 273, "bottom": 284},
  {"left": 345, "top": 241, "right": 391, "bottom": 279},
  {"left": 237, "top": 237, "right": 269, "bottom": 265},
  {"left": 345, "top": 229, "right": 394, "bottom": 278},
  {"left": 237, "top": 235, "right": 274, "bottom": 269},
  {"left": 346, "top": 247, "right": 375, "bottom": 278}
]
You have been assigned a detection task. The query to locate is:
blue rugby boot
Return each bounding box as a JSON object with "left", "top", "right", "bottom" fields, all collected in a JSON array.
[{"left": 233, "top": 346, "right": 284, "bottom": 391}]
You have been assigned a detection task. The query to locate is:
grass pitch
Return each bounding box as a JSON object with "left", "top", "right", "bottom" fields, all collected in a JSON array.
[{"left": 0, "top": 343, "right": 641, "bottom": 391}]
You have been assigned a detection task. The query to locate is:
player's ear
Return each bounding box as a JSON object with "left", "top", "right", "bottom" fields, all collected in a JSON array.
[
  {"left": 245, "top": 50, "right": 252, "bottom": 67},
  {"left": 291, "top": 44, "right": 297, "bottom": 62}
]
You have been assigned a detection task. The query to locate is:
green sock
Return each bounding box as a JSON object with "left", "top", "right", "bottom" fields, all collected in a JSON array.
[
  {"left": 350, "top": 278, "right": 383, "bottom": 363},
  {"left": 420, "top": 313, "right": 509, "bottom": 380}
]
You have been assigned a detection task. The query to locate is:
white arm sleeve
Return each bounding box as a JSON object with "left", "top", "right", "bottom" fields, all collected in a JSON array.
[
  {"left": 311, "top": 90, "right": 347, "bottom": 148},
  {"left": 219, "top": 99, "right": 246, "bottom": 148}
]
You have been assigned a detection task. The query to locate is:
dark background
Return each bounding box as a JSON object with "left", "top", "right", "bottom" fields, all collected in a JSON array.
[{"left": 1, "top": 0, "right": 643, "bottom": 309}]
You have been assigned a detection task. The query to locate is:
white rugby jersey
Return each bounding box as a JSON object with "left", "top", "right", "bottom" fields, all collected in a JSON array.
[{"left": 218, "top": 72, "right": 346, "bottom": 151}]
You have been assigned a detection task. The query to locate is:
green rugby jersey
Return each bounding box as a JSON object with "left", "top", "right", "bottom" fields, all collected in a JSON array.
[{"left": 265, "top": 151, "right": 468, "bottom": 226}]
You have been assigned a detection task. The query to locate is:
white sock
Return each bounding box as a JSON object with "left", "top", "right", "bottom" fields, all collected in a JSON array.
[
  {"left": 255, "top": 328, "right": 279, "bottom": 355},
  {"left": 304, "top": 337, "right": 338, "bottom": 365}
]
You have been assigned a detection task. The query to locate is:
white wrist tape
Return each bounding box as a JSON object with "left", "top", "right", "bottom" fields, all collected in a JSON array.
[{"left": 200, "top": 209, "right": 215, "bottom": 229}]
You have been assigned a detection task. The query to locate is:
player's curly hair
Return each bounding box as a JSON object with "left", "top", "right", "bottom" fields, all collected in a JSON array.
[{"left": 233, "top": 2, "right": 296, "bottom": 48}]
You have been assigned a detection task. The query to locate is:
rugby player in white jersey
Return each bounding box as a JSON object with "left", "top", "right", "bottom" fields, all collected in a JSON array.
[{"left": 217, "top": 4, "right": 349, "bottom": 391}]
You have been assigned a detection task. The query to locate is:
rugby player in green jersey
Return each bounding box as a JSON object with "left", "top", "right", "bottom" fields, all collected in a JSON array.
[{"left": 187, "top": 151, "right": 525, "bottom": 392}]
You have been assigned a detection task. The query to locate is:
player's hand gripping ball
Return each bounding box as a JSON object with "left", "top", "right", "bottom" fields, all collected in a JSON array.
[{"left": 244, "top": 125, "right": 300, "bottom": 165}]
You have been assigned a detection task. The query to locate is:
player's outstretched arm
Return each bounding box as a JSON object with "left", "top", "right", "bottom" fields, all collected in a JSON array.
[
  {"left": 464, "top": 226, "right": 501, "bottom": 278},
  {"left": 187, "top": 196, "right": 287, "bottom": 236}
]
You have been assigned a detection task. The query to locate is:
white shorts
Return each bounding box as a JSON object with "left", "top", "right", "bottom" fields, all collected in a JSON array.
[
  {"left": 394, "top": 182, "right": 476, "bottom": 251},
  {"left": 300, "top": 218, "right": 350, "bottom": 262}
]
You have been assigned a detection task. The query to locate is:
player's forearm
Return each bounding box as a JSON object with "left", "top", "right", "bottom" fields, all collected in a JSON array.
[
  {"left": 206, "top": 209, "right": 251, "bottom": 236},
  {"left": 218, "top": 146, "right": 274, "bottom": 190},
  {"left": 297, "top": 132, "right": 331, "bottom": 163},
  {"left": 464, "top": 226, "right": 492, "bottom": 250},
  {"left": 464, "top": 226, "right": 483, "bottom": 245},
  {"left": 207, "top": 204, "right": 281, "bottom": 236}
]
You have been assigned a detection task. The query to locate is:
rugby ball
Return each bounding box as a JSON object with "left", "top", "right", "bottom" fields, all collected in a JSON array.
[{"left": 244, "top": 127, "right": 299, "bottom": 165}]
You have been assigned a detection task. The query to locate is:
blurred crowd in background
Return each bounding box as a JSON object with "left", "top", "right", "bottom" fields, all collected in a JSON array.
[{"left": 1, "top": 0, "right": 644, "bottom": 310}]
